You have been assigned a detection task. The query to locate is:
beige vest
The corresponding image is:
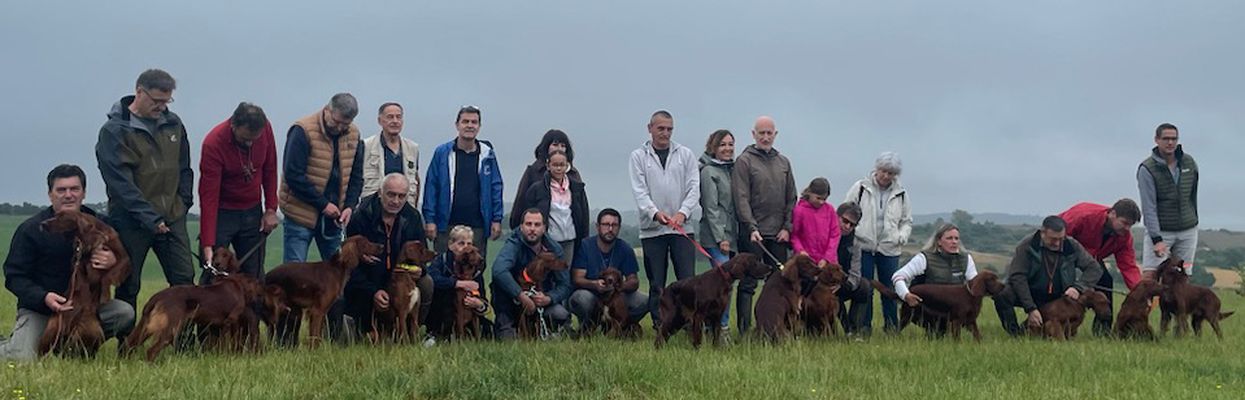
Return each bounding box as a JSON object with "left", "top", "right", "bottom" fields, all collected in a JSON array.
[{"left": 279, "top": 111, "right": 361, "bottom": 228}]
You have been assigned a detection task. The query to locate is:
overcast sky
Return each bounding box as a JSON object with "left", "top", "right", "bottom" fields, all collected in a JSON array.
[{"left": 3, "top": 1, "right": 1242, "bottom": 228}]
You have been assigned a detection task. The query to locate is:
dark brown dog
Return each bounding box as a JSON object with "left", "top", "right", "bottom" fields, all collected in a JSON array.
[
  {"left": 121, "top": 247, "right": 266, "bottom": 361},
  {"left": 872, "top": 270, "right": 1006, "bottom": 341},
  {"left": 452, "top": 244, "right": 486, "bottom": 341},
  {"left": 1114, "top": 280, "right": 1164, "bottom": 340},
  {"left": 1157, "top": 258, "right": 1234, "bottom": 339},
  {"left": 264, "top": 235, "right": 384, "bottom": 347},
  {"left": 802, "top": 263, "right": 847, "bottom": 337},
  {"left": 655, "top": 253, "right": 771, "bottom": 349},
  {"left": 754, "top": 254, "right": 822, "bottom": 342},
  {"left": 1025, "top": 290, "right": 1110, "bottom": 340},
  {"left": 37, "top": 210, "right": 132, "bottom": 357},
  {"left": 598, "top": 267, "right": 639, "bottom": 339},
  {"left": 515, "top": 252, "right": 569, "bottom": 339},
  {"left": 374, "top": 241, "right": 437, "bottom": 343}
]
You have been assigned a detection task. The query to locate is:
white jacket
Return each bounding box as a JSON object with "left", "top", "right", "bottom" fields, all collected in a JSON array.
[
  {"left": 629, "top": 140, "right": 701, "bottom": 239},
  {"left": 843, "top": 174, "right": 912, "bottom": 256},
  {"left": 361, "top": 134, "right": 420, "bottom": 207}
]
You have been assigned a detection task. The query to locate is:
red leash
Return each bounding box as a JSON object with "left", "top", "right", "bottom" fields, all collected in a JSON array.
[{"left": 670, "top": 223, "right": 730, "bottom": 279}]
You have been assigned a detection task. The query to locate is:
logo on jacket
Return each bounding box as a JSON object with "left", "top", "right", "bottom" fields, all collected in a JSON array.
[
  {"left": 169, "top": 134, "right": 178, "bottom": 142},
  {"left": 482, "top": 165, "right": 492, "bottom": 175},
  {"left": 408, "top": 161, "right": 415, "bottom": 169}
]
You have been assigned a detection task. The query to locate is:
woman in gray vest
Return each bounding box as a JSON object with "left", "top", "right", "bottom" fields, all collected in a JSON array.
[{"left": 890, "top": 223, "right": 976, "bottom": 333}]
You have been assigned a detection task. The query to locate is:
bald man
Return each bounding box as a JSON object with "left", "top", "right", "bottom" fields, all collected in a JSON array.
[{"left": 732, "top": 116, "right": 797, "bottom": 334}]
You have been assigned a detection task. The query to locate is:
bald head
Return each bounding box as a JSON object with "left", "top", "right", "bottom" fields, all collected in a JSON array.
[{"left": 752, "top": 116, "right": 777, "bottom": 150}]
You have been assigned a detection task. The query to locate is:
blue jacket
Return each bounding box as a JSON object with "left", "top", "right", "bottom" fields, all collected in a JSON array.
[
  {"left": 421, "top": 139, "right": 504, "bottom": 232},
  {"left": 490, "top": 230, "right": 569, "bottom": 304}
]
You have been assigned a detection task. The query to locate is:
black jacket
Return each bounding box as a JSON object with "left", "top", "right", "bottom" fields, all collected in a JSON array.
[
  {"left": 344, "top": 194, "right": 426, "bottom": 305},
  {"left": 520, "top": 173, "right": 589, "bottom": 241},
  {"left": 509, "top": 162, "right": 581, "bottom": 229},
  {"left": 4, "top": 206, "right": 109, "bottom": 315}
]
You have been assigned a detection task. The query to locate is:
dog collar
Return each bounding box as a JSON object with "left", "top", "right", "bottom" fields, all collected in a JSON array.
[{"left": 398, "top": 263, "right": 422, "bottom": 273}]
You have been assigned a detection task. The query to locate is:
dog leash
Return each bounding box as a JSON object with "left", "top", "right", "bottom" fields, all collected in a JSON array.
[
  {"left": 522, "top": 287, "right": 554, "bottom": 341},
  {"left": 1092, "top": 285, "right": 1128, "bottom": 295},
  {"left": 669, "top": 224, "right": 732, "bottom": 279}
]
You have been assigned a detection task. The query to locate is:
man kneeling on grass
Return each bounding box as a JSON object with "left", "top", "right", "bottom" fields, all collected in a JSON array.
[
  {"left": 491, "top": 208, "right": 572, "bottom": 339},
  {"left": 993, "top": 216, "right": 1104, "bottom": 336},
  {"left": 568, "top": 208, "right": 649, "bottom": 334},
  {"left": 1, "top": 165, "right": 134, "bottom": 360}
]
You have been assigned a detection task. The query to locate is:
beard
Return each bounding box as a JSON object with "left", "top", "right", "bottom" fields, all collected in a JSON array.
[{"left": 599, "top": 233, "right": 616, "bottom": 244}]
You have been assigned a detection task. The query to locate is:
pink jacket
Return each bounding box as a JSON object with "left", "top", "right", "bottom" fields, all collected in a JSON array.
[{"left": 791, "top": 198, "right": 841, "bottom": 265}]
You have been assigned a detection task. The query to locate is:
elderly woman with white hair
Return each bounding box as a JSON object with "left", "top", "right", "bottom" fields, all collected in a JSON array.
[{"left": 843, "top": 151, "right": 913, "bottom": 335}]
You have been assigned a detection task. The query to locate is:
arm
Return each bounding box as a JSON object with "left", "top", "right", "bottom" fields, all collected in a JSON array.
[
  {"left": 3, "top": 226, "right": 50, "bottom": 313},
  {"left": 628, "top": 151, "right": 659, "bottom": 223},
  {"left": 343, "top": 139, "right": 366, "bottom": 209},
  {"left": 1137, "top": 166, "right": 1162, "bottom": 243},
  {"left": 572, "top": 269, "right": 596, "bottom": 290},
  {"left": 177, "top": 124, "right": 194, "bottom": 209},
  {"left": 1116, "top": 236, "right": 1141, "bottom": 289},
  {"left": 676, "top": 151, "right": 701, "bottom": 220},
  {"left": 1070, "top": 241, "right": 1104, "bottom": 293},
  {"left": 896, "top": 191, "right": 913, "bottom": 244},
  {"left": 699, "top": 170, "right": 728, "bottom": 245},
  {"left": 892, "top": 253, "right": 927, "bottom": 299},
  {"left": 198, "top": 139, "right": 223, "bottom": 247},
  {"left": 548, "top": 268, "right": 572, "bottom": 304},
  {"left": 282, "top": 127, "right": 328, "bottom": 211},
  {"left": 846, "top": 242, "right": 863, "bottom": 290},
  {"left": 428, "top": 255, "right": 456, "bottom": 290},
  {"left": 262, "top": 122, "right": 279, "bottom": 212},
  {"left": 510, "top": 165, "right": 534, "bottom": 229},
  {"left": 790, "top": 207, "right": 806, "bottom": 254},
  {"left": 732, "top": 156, "right": 757, "bottom": 232},
  {"left": 96, "top": 126, "right": 163, "bottom": 231},
  {"left": 489, "top": 153, "right": 505, "bottom": 223},
  {"left": 489, "top": 241, "right": 523, "bottom": 298},
  {"left": 782, "top": 160, "right": 797, "bottom": 232},
  {"left": 965, "top": 254, "right": 978, "bottom": 281},
  {"left": 621, "top": 247, "right": 642, "bottom": 293},
  {"left": 1006, "top": 242, "right": 1038, "bottom": 312},
  {"left": 421, "top": 150, "right": 442, "bottom": 228},
  {"left": 825, "top": 208, "right": 842, "bottom": 264}
]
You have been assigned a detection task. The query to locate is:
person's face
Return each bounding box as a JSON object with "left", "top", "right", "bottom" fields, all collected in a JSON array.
[
  {"left": 48, "top": 176, "right": 85, "bottom": 213},
  {"left": 1155, "top": 128, "right": 1179, "bottom": 156},
  {"left": 647, "top": 115, "right": 673, "bottom": 149},
  {"left": 838, "top": 213, "right": 858, "bottom": 236},
  {"left": 378, "top": 105, "right": 404, "bottom": 136},
  {"left": 752, "top": 121, "right": 777, "bottom": 150},
  {"left": 380, "top": 179, "right": 408, "bottom": 215},
  {"left": 1040, "top": 228, "right": 1066, "bottom": 251},
  {"left": 1106, "top": 210, "right": 1135, "bottom": 236},
  {"left": 521, "top": 212, "right": 546, "bottom": 244},
  {"left": 597, "top": 215, "right": 621, "bottom": 243},
  {"left": 547, "top": 141, "right": 567, "bottom": 155},
  {"left": 547, "top": 153, "right": 570, "bottom": 181},
  {"left": 449, "top": 236, "right": 471, "bottom": 255},
  {"left": 874, "top": 168, "right": 897, "bottom": 188},
  {"left": 323, "top": 108, "right": 354, "bottom": 135},
  {"left": 807, "top": 194, "right": 826, "bottom": 208},
  {"left": 715, "top": 134, "right": 735, "bottom": 161},
  {"left": 232, "top": 125, "right": 260, "bottom": 148},
  {"left": 938, "top": 228, "right": 962, "bottom": 253},
  {"left": 456, "top": 112, "right": 481, "bottom": 140},
  {"left": 134, "top": 87, "right": 173, "bottom": 117}
]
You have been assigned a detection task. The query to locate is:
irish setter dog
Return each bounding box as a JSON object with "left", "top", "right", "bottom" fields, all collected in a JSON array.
[
  {"left": 264, "top": 235, "right": 384, "bottom": 347},
  {"left": 872, "top": 270, "right": 1006, "bottom": 341},
  {"left": 754, "top": 254, "right": 822, "bottom": 342},
  {"left": 801, "top": 263, "right": 847, "bottom": 337},
  {"left": 1114, "top": 280, "right": 1164, "bottom": 340},
  {"left": 1157, "top": 258, "right": 1234, "bottom": 339},
  {"left": 452, "top": 244, "right": 486, "bottom": 341},
  {"left": 37, "top": 210, "right": 131, "bottom": 357},
  {"left": 374, "top": 241, "right": 437, "bottom": 343},
  {"left": 597, "top": 267, "right": 640, "bottom": 339},
  {"left": 1025, "top": 290, "right": 1110, "bottom": 340},
  {"left": 655, "top": 253, "right": 771, "bottom": 349},
  {"left": 515, "top": 252, "right": 568, "bottom": 340}
]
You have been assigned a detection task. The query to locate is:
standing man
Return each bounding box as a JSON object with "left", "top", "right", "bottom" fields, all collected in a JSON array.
[
  {"left": 361, "top": 102, "right": 420, "bottom": 208},
  {"left": 422, "top": 105, "right": 504, "bottom": 257},
  {"left": 567, "top": 209, "right": 649, "bottom": 333},
  {"left": 628, "top": 110, "right": 700, "bottom": 330},
  {"left": 1138, "top": 123, "right": 1199, "bottom": 280},
  {"left": 490, "top": 208, "right": 571, "bottom": 339},
  {"left": 198, "top": 102, "right": 279, "bottom": 282},
  {"left": 1, "top": 165, "right": 133, "bottom": 360},
  {"left": 1058, "top": 199, "right": 1142, "bottom": 336},
  {"left": 993, "top": 216, "right": 1105, "bottom": 336},
  {"left": 96, "top": 68, "right": 196, "bottom": 308},
  {"left": 731, "top": 115, "right": 797, "bottom": 334}
]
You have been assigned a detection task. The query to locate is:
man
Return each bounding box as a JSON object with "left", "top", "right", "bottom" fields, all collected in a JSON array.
[
  {"left": 278, "top": 92, "right": 365, "bottom": 343},
  {"left": 96, "top": 68, "right": 196, "bottom": 308},
  {"left": 281, "top": 92, "right": 365, "bottom": 262},
  {"left": 343, "top": 173, "right": 432, "bottom": 340},
  {"left": 834, "top": 202, "right": 870, "bottom": 336},
  {"left": 361, "top": 102, "right": 420, "bottom": 207},
  {"left": 567, "top": 209, "right": 649, "bottom": 333},
  {"left": 1137, "top": 123, "right": 1199, "bottom": 280},
  {"left": 1, "top": 165, "right": 134, "bottom": 360},
  {"left": 1058, "top": 199, "right": 1142, "bottom": 336},
  {"left": 422, "top": 105, "right": 504, "bottom": 257},
  {"left": 198, "top": 102, "right": 279, "bottom": 282},
  {"left": 993, "top": 216, "right": 1105, "bottom": 336},
  {"left": 490, "top": 208, "right": 571, "bottom": 339},
  {"left": 627, "top": 110, "right": 700, "bottom": 329},
  {"left": 731, "top": 115, "right": 797, "bottom": 334}
]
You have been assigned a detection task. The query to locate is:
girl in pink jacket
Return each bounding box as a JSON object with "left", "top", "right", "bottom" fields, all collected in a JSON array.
[{"left": 791, "top": 177, "right": 842, "bottom": 266}]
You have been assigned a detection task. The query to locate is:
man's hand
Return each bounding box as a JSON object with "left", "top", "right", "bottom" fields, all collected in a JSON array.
[
  {"left": 45, "top": 292, "right": 73, "bottom": 312},
  {"left": 425, "top": 224, "right": 438, "bottom": 241},
  {"left": 362, "top": 253, "right": 382, "bottom": 264},
  {"left": 373, "top": 290, "right": 390, "bottom": 310},
  {"left": 594, "top": 279, "right": 608, "bottom": 292},
  {"left": 532, "top": 292, "right": 551, "bottom": 307},
  {"left": 201, "top": 246, "right": 215, "bottom": 266},
  {"left": 464, "top": 296, "right": 484, "bottom": 310},
  {"left": 1027, "top": 310, "right": 1044, "bottom": 328},
  {"left": 1153, "top": 241, "right": 1169, "bottom": 257},
  {"left": 750, "top": 230, "right": 763, "bottom": 243},
  {"left": 338, "top": 208, "right": 353, "bottom": 227},
  {"left": 490, "top": 222, "right": 502, "bottom": 240},
  {"left": 670, "top": 212, "right": 687, "bottom": 228},
  {"left": 261, "top": 209, "right": 279, "bottom": 233},
  {"left": 718, "top": 241, "right": 730, "bottom": 254},
  {"left": 155, "top": 222, "right": 171, "bottom": 234},
  {"left": 1063, "top": 287, "right": 1080, "bottom": 301},
  {"left": 323, "top": 203, "right": 341, "bottom": 219},
  {"left": 518, "top": 293, "right": 537, "bottom": 315},
  {"left": 90, "top": 245, "right": 117, "bottom": 270},
  {"left": 904, "top": 293, "right": 923, "bottom": 307},
  {"left": 653, "top": 211, "right": 671, "bottom": 226},
  {"left": 455, "top": 280, "right": 479, "bottom": 292},
  {"left": 776, "top": 229, "right": 790, "bottom": 243}
]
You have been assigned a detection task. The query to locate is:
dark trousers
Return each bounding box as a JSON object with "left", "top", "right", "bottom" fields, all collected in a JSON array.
[
  {"left": 737, "top": 238, "right": 789, "bottom": 334},
  {"left": 641, "top": 233, "right": 697, "bottom": 328},
  {"left": 1092, "top": 261, "right": 1115, "bottom": 337},
  {"left": 993, "top": 285, "right": 1059, "bottom": 336},
  {"left": 115, "top": 217, "right": 196, "bottom": 310},
  {"left": 837, "top": 281, "right": 872, "bottom": 335},
  {"left": 345, "top": 274, "right": 435, "bottom": 339},
  {"left": 200, "top": 206, "right": 267, "bottom": 284},
  {"left": 425, "top": 277, "right": 492, "bottom": 339}
]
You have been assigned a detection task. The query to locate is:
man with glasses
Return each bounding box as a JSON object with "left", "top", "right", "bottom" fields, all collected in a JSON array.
[
  {"left": 96, "top": 69, "right": 196, "bottom": 311},
  {"left": 278, "top": 92, "right": 365, "bottom": 344},
  {"left": 422, "top": 105, "right": 504, "bottom": 259},
  {"left": 1137, "top": 123, "right": 1199, "bottom": 281},
  {"left": 198, "top": 102, "right": 279, "bottom": 282},
  {"left": 567, "top": 208, "right": 649, "bottom": 334}
]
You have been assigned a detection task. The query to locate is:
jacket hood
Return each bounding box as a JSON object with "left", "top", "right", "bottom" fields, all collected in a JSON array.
[
  {"left": 698, "top": 152, "right": 733, "bottom": 169},
  {"left": 743, "top": 144, "right": 780, "bottom": 158},
  {"left": 106, "top": 95, "right": 180, "bottom": 128}
]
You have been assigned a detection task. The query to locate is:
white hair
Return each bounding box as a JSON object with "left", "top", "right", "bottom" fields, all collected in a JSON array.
[
  {"left": 381, "top": 173, "right": 409, "bottom": 192},
  {"left": 874, "top": 151, "right": 903, "bottom": 174}
]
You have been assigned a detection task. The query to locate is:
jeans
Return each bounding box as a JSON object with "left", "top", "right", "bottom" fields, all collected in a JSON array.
[
  {"left": 641, "top": 234, "right": 696, "bottom": 329},
  {"left": 115, "top": 217, "right": 196, "bottom": 313},
  {"left": 279, "top": 218, "right": 345, "bottom": 345},
  {"left": 737, "top": 239, "right": 788, "bottom": 334},
  {"left": 568, "top": 289, "right": 649, "bottom": 330},
  {"left": 0, "top": 301, "right": 135, "bottom": 360},
  {"left": 860, "top": 251, "right": 900, "bottom": 334},
  {"left": 706, "top": 247, "right": 732, "bottom": 328}
]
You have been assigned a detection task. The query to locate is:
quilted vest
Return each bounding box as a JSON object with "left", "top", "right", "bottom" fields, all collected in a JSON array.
[{"left": 279, "top": 112, "right": 360, "bottom": 228}]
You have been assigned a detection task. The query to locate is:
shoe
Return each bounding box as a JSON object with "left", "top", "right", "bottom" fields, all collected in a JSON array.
[{"left": 422, "top": 335, "right": 437, "bottom": 348}]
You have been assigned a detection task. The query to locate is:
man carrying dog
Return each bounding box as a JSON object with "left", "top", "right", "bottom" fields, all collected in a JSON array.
[
  {"left": 1, "top": 165, "right": 133, "bottom": 360},
  {"left": 567, "top": 208, "right": 649, "bottom": 333},
  {"left": 993, "top": 216, "right": 1104, "bottom": 336},
  {"left": 490, "top": 208, "right": 571, "bottom": 339}
]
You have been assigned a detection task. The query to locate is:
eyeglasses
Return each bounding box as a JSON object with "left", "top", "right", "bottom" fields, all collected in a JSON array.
[
  {"left": 840, "top": 217, "right": 858, "bottom": 228},
  {"left": 598, "top": 222, "right": 620, "bottom": 228},
  {"left": 140, "top": 88, "right": 174, "bottom": 104}
]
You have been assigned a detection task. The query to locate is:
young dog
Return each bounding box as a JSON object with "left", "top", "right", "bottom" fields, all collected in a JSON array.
[
  {"left": 515, "top": 252, "right": 568, "bottom": 339},
  {"left": 264, "top": 235, "right": 384, "bottom": 347},
  {"left": 374, "top": 241, "right": 437, "bottom": 343},
  {"left": 37, "top": 210, "right": 131, "bottom": 357}
]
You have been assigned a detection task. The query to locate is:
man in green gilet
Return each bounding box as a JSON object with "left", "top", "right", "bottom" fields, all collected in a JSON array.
[
  {"left": 1137, "top": 123, "right": 1199, "bottom": 280},
  {"left": 993, "top": 216, "right": 1104, "bottom": 336}
]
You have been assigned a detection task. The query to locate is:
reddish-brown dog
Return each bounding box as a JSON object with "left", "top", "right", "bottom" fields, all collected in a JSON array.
[
  {"left": 598, "top": 267, "right": 640, "bottom": 339},
  {"left": 452, "top": 244, "right": 486, "bottom": 340},
  {"left": 655, "top": 253, "right": 771, "bottom": 349},
  {"left": 754, "top": 254, "right": 822, "bottom": 342},
  {"left": 1025, "top": 290, "right": 1110, "bottom": 340},
  {"left": 1157, "top": 258, "right": 1234, "bottom": 339},
  {"left": 872, "top": 270, "right": 1006, "bottom": 341},
  {"left": 1114, "top": 280, "right": 1164, "bottom": 340},
  {"left": 264, "top": 235, "right": 384, "bottom": 347},
  {"left": 515, "top": 252, "right": 568, "bottom": 339},
  {"left": 802, "top": 263, "right": 847, "bottom": 337},
  {"left": 374, "top": 241, "right": 437, "bottom": 343},
  {"left": 37, "top": 210, "right": 131, "bottom": 357}
]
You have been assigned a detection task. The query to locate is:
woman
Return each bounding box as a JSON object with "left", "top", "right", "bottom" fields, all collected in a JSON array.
[
  {"left": 510, "top": 129, "right": 581, "bottom": 230},
  {"left": 521, "top": 149, "right": 589, "bottom": 263},
  {"left": 843, "top": 151, "right": 912, "bottom": 334},
  {"left": 698, "top": 129, "right": 736, "bottom": 332},
  {"left": 890, "top": 223, "right": 977, "bottom": 336}
]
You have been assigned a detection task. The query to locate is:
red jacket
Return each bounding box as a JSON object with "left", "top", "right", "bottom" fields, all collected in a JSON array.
[
  {"left": 198, "top": 118, "right": 278, "bottom": 248},
  {"left": 1059, "top": 202, "right": 1140, "bottom": 289}
]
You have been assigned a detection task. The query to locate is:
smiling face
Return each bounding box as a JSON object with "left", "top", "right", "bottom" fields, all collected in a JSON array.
[
  {"left": 1155, "top": 127, "right": 1179, "bottom": 157},
  {"left": 751, "top": 116, "right": 777, "bottom": 150},
  {"left": 714, "top": 133, "right": 735, "bottom": 161},
  {"left": 47, "top": 175, "right": 85, "bottom": 213}
]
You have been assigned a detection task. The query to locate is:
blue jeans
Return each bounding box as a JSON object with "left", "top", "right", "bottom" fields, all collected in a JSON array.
[
  {"left": 282, "top": 218, "right": 343, "bottom": 263},
  {"left": 860, "top": 251, "right": 900, "bottom": 334},
  {"left": 705, "top": 247, "right": 732, "bottom": 328}
]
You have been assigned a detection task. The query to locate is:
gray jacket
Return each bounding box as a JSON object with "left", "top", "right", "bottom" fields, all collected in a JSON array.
[
  {"left": 628, "top": 140, "right": 701, "bottom": 239},
  {"left": 698, "top": 152, "right": 736, "bottom": 250},
  {"left": 732, "top": 145, "right": 797, "bottom": 237}
]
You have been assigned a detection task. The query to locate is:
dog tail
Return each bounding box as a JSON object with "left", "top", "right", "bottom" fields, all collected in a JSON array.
[
  {"left": 869, "top": 279, "right": 899, "bottom": 299},
  {"left": 1221, "top": 311, "right": 1235, "bottom": 320}
]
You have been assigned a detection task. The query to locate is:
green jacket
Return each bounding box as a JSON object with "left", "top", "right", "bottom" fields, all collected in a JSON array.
[
  {"left": 96, "top": 95, "right": 194, "bottom": 231},
  {"left": 1005, "top": 231, "right": 1103, "bottom": 312},
  {"left": 698, "top": 152, "right": 736, "bottom": 251}
]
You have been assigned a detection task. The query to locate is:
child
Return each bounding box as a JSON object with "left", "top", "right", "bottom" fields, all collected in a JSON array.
[
  {"left": 424, "top": 225, "right": 492, "bottom": 345},
  {"left": 791, "top": 177, "right": 842, "bottom": 267}
]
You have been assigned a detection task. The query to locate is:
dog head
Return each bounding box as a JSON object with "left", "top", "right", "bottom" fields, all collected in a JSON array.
[
  {"left": 400, "top": 241, "right": 437, "bottom": 267},
  {"left": 1079, "top": 289, "right": 1112, "bottom": 322},
  {"left": 211, "top": 246, "right": 242, "bottom": 274},
  {"left": 338, "top": 235, "right": 385, "bottom": 270},
  {"left": 1130, "top": 279, "right": 1164, "bottom": 300},
  {"left": 453, "top": 243, "right": 484, "bottom": 281},
  {"left": 41, "top": 209, "right": 92, "bottom": 236},
  {"left": 968, "top": 270, "right": 1006, "bottom": 298},
  {"left": 1157, "top": 257, "right": 1188, "bottom": 285},
  {"left": 521, "top": 252, "right": 566, "bottom": 289},
  {"left": 600, "top": 267, "right": 624, "bottom": 294},
  {"left": 818, "top": 263, "right": 847, "bottom": 287},
  {"left": 724, "top": 253, "right": 771, "bottom": 280},
  {"left": 783, "top": 254, "right": 822, "bottom": 281}
]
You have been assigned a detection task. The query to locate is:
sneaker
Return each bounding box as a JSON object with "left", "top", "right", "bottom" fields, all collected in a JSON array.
[{"left": 422, "top": 335, "right": 437, "bottom": 348}]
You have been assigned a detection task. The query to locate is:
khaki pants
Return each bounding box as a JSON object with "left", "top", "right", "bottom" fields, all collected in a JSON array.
[{"left": 0, "top": 301, "right": 135, "bottom": 361}]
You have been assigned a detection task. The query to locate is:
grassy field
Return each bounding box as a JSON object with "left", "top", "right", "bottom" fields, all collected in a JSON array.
[{"left": 2, "top": 214, "right": 1244, "bottom": 399}]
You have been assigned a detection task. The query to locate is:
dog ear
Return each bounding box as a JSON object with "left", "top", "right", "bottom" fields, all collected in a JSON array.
[
  {"left": 100, "top": 233, "right": 132, "bottom": 288},
  {"left": 967, "top": 275, "right": 986, "bottom": 297}
]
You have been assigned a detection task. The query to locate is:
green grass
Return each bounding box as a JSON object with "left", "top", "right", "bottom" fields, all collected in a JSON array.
[{"left": 2, "top": 214, "right": 1244, "bottom": 399}]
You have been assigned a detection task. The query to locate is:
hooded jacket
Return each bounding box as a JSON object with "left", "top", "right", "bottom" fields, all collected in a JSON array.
[
  {"left": 628, "top": 140, "right": 700, "bottom": 239},
  {"left": 698, "top": 152, "right": 737, "bottom": 250},
  {"left": 95, "top": 96, "right": 193, "bottom": 231},
  {"left": 843, "top": 173, "right": 912, "bottom": 256},
  {"left": 732, "top": 144, "right": 797, "bottom": 237}
]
